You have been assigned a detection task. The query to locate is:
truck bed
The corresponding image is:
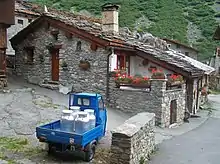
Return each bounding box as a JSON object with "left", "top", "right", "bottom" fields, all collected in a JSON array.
[{"left": 36, "top": 120, "right": 103, "bottom": 147}]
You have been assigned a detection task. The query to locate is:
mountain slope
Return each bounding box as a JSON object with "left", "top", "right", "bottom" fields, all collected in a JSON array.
[{"left": 33, "top": 0, "right": 220, "bottom": 61}]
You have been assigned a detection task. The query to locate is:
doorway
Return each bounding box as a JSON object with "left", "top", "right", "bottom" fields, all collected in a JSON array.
[
  {"left": 170, "top": 100, "right": 177, "bottom": 125},
  {"left": 51, "top": 49, "right": 59, "bottom": 81}
]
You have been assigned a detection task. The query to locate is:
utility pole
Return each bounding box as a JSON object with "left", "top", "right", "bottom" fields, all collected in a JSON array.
[{"left": 0, "top": 0, "right": 15, "bottom": 88}]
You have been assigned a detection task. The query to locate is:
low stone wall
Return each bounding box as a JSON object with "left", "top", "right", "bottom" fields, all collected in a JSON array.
[
  {"left": 110, "top": 112, "right": 155, "bottom": 164},
  {"left": 108, "top": 78, "right": 186, "bottom": 127}
]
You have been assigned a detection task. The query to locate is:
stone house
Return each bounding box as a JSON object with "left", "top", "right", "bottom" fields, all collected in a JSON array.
[
  {"left": 163, "top": 38, "right": 199, "bottom": 60},
  {"left": 10, "top": 3, "right": 213, "bottom": 126},
  {"left": 6, "top": 0, "right": 41, "bottom": 68},
  {"left": 109, "top": 41, "right": 215, "bottom": 115}
]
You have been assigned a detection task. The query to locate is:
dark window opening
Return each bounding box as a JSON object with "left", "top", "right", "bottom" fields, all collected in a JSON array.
[
  {"left": 50, "top": 31, "right": 59, "bottom": 40},
  {"left": 17, "top": 19, "right": 23, "bottom": 25},
  {"left": 24, "top": 48, "right": 34, "bottom": 64},
  {"left": 176, "top": 44, "right": 180, "bottom": 48},
  {"left": 28, "top": 19, "right": 32, "bottom": 23},
  {"left": 185, "top": 52, "right": 189, "bottom": 56},
  {"left": 76, "top": 41, "right": 82, "bottom": 51}
]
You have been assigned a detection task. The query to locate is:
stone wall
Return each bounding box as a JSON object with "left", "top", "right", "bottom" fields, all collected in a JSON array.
[
  {"left": 13, "top": 24, "right": 110, "bottom": 96},
  {"left": 108, "top": 78, "right": 185, "bottom": 127},
  {"left": 110, "top": 112, "right": 155, "bottom": 164}
]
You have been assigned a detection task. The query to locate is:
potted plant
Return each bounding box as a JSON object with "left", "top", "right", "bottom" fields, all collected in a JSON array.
[
  {"left": 79, "top": 60, "right": 90, "bottom": 70},
  {"left": 61, "top": 60, "right": 68, "bottom": 71},
  {"left": 167, "top": 74, "right": 184, "bottom": 86},
  {"left": 148, "top": 66, "right": 157, "bottom": 72},
  {"left": 131, "top": 76, "right": 150, "bottom": 88},
  {"left": 114, "top": 71, "right": 150, "bottom": 88},
  {"left": 151, "top": 69, "right": 166, "bottom": 79}
]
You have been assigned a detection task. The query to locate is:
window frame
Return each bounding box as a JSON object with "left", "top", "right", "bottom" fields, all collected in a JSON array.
[
  {"left": 117, "top": 55, "right": 130, "bottom": 75},
  {"left": 17, "top": 19, "right": 24, "bottom": 25},
  {"left": 77, "top": 97, "right": 90, "bottom": 106},
  {"left": 185, "top": 52, "right": 189, "bottom": 56},
  {"left": 24, "top": 48, "right": 34, "bottom": 65},
  {"left": 98, "top": 97, "right": 104, "bottom": 111}
]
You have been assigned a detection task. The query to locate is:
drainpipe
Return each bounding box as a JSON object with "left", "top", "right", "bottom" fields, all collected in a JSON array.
[{"left": 106, "top": 47, "right": 114, "bottom": 100}]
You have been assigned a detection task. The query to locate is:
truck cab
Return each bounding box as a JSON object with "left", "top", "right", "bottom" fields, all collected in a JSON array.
[{"left": 36, "top": 93, "right": 107, "bottom": 162}]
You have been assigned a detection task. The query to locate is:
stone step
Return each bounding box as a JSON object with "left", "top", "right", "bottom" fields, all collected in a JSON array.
[
  {"left": 0, "top": 69, "right": 5, "bottom": 75},
  {"left": 0, "top": 75, "right": 6, "bottom": 78},
  {"left": 44, "top": 80, "right": 59, "bottom": 85},
  {"left": 39, "top": 83, "right": 59, "bottom": 90}
]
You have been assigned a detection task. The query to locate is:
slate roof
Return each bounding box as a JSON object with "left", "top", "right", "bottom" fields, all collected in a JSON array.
[
  {"left": 10, "top": 5, "right": 215, "bottom": 77},
  {"left": 135, "top": 46, "right": 204, "bottom": 76},
  {"left": 43, "top": 9, "right": 102, "bottom": 36},
  {"left": 15, "top": 0, "right": 42, "bottom": 16},
  {"left": 163, "top": 38, "right": 199, "bottom": 53}
]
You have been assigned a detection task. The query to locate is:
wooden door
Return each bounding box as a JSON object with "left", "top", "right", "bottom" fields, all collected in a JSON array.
[
  {"left": 170, "top": 100, "right": 177, "bottom": 125},
  {"left": 51, "top": 49, "right": 59, "bottom": 81},
  {"left": 0, "top": 49, "right": 6, "bottom": 71}
]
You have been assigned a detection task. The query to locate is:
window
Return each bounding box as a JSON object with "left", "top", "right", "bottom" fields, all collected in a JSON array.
[
  {"left": 176, "top": 44, "right": 180, "bottom": 48},
  {"left": 17, "top": 19, "right": 23, "bottom": 25},
  {"left": 98, "top": 98, "right": 104, "bottom": 110},
  {"left": 117, "top": 55, "right": 130, "bottom": 75},
  {"left": 24, "top": 48, "right": 34, "bottom": 64},
  {"left": 28, "top": 19, "right": 32, "bottom": 23},
  {"left": 77, "top": 98, "right": 90, "bottom": 106},
  {"left": 76, "top": 41, "right": 82, "bottom": 51},
  {"left": 185, "top": 52, "right": 189, "bottom": 56}
]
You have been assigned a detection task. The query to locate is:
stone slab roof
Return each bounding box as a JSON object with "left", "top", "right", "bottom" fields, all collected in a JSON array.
[
  {"left": 163, "top": 38, "right": 199, "bottom": 53},
  {"left": 15, "top": 0, "right": 42, "bottom": 16},
  {"left": 10, "top": 5, "right": 213, "bottom": 77}
]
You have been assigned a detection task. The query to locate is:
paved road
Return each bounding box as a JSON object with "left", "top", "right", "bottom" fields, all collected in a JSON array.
[{"left": 150, "top": 94, "right": 220, "bottom": 164}]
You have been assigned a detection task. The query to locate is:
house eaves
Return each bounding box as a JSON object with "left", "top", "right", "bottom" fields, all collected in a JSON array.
[{"left": 135, "top": 46, "right": 204, "bottom": 78}]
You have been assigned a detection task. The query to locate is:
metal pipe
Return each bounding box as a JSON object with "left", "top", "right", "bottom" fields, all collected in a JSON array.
[{"left": 106, "top": 47, "right": 113, "bottom": 100}]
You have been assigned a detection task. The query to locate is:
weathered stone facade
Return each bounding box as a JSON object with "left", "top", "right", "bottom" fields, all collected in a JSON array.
[
  {"left": 13, "top": 25, "right": 110, "bottom": 96},
  {"left": 108, "top": 78, "right": 185, "bottom": 127},
  {"left": 110, "top": 112, "right": 155, "bottom": 164}
]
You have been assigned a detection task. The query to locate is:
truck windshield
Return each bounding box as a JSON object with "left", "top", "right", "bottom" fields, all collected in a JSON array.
[{"left": 77, "top": 98, "right": 90, "bottom": 106}]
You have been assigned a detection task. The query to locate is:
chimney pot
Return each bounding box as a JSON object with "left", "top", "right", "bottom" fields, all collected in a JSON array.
[{"left": 101, "top": 3, "right": 120, "bottom": 35}]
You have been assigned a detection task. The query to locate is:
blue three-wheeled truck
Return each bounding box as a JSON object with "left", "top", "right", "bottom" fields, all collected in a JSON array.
[{"left": 36, "top": 93, "right": 107, "bottom": 162}]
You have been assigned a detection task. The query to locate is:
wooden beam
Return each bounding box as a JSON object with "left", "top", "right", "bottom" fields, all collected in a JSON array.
[
  {"left": 65, "top": 31, "right": 72, "bottom": 39},
  {"left": 90, "top": 43, "right": 98, "bottom": 51},
  {"left": 0, "top": 25, "right": 7, "bottom": 49}
]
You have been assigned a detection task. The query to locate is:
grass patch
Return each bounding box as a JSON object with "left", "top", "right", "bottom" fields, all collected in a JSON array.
[
  {"left": 93, "top": 148, "right": 111, "bottom": 164},
  {"left": 210, "top": 89, "right": 220, "bottom": 95},
  {"left": 23, "top": 146, "right": 43, "bottom": 157},
  {"left": 200, "top": 101, "right": 216, "bottom": 114},
  {"left": 33, "top": 99, "right": 60, "bottom": 109},
  {"left": 0, "top": 137, "right": 28, "bottom": 151}
]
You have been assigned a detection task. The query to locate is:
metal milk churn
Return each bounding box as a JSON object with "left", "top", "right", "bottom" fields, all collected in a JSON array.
[
  {"left": 84, "top": 109, "right": 96, "bottom": 130},
  {"left": 75, "top": 111, "right": 90, "bottom": 134},
  {"left": 60, "top": 110, "right": 74, "bottom": 132}
]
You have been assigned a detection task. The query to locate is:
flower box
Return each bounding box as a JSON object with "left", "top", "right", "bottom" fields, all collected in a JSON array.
[
  {"left": 167, "top": 81, "right": 183, "bottom": 87},
  {"left": 79, "top": 60, "right": 90, "bottom": 70}
]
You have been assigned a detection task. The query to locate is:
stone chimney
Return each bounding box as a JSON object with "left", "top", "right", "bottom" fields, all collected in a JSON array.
[{"left": 101, "top": 3, "right": 120, "bottom": 34}]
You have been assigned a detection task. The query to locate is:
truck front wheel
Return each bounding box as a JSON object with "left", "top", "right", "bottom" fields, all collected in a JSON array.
[{"left": 84, "top": 144, "right": 96, "bottom": 162}]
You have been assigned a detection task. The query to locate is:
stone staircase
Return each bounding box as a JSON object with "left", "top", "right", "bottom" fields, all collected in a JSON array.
[
  {"left": 39, "top": 80, "right": 59, "bottom": 90},
  {"left": 0, "top": 69, "right": 7, "bottom": 89}
]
